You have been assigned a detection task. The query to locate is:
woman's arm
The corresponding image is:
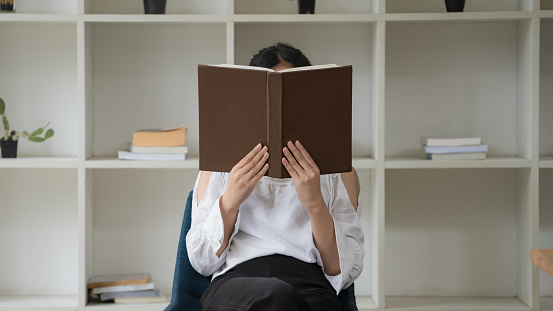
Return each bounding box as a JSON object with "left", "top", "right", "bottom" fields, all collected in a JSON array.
[
  {"left": 195, "top": 144, "right": 270, "bottom": 257},
  {"left": 282, "top": 140, "right": 341, "bottom": 276},
  {"left": 331, "top": 169, "right": 364, "bottom": 291}
]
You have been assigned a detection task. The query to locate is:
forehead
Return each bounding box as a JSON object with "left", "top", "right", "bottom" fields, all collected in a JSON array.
[{"left": 272, "top": 63, "right": 293, "bottom": 72}]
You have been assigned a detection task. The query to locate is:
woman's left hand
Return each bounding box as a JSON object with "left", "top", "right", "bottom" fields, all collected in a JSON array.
[
  {"left": 282, "top": 140, "right": 325, "bottom": 210},
  {"left": 283, "top": 140, "right": 341, "bottom": 276}
]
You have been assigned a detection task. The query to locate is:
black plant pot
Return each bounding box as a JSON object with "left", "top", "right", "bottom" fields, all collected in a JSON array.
[
  {"left": 143, "top": 0, "right": 167, "bottom": 14},
  {"left": 445, "top": 0, "right": 465, "bottom": 12},
  {"left": 0, "top": 0, "right": 15, "bottom": 12},
  {"left": 1, "top": 140, "right": 18, "bottom": 158},
  {"left": 298, "top": 0, "right": 315, "bottom": 14}
]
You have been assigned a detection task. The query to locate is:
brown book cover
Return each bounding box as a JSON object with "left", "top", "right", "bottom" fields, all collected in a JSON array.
[
  {"left": 87, "top": 273, "right": 152, "bottom": 289},
  {"left": 132, "top": 126, "right": 187, "bottom": 147},
  {"left": 198, "top": 64, "right": 352, "bottom": 178}
]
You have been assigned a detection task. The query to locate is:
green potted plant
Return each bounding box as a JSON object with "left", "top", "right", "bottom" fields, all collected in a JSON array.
[{"left": 0, "top": 97, "right": 54, "bottom": 158}]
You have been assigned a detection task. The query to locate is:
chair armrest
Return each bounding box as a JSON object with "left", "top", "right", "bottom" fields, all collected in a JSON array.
[
  {"left": 164, "top": 301, "right": 188, "bottom": 311},
  {"left": 164, "top": 190, "right": 211, "bottom": 311}
]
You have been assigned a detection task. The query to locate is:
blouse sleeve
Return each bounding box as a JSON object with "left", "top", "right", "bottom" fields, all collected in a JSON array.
[
  {"left": 185, "top": 172, "right": 242, "bottom": 276},
  {"left": 324, "top": 171, "right": 365, "bottom": 293}
]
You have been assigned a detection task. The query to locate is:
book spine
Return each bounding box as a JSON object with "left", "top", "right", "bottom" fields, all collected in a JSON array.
[
  {"left": 88, "top": 277, "right": 150, "bottom": 289},
  {"left": 423, "top": 144, "right": 488, "bottom": 154},
  {"left": 267, "top": 73, "right": 286, "bottom": 178}
]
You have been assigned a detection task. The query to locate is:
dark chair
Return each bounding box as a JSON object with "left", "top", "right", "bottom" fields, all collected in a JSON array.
[{"left": 164, "top": 190, "right": 358, "bottom": 311}]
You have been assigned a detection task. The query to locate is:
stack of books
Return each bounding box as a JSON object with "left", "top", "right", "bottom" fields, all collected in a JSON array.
[
  {"left": 421, "top": 136, "right": 487, "bottom": 160},
  {"left": 118, "top": 126, "right": 188, "bottom": 161},
  {"left": 88, "top": 272, "right": 167, "bottom": 304}
]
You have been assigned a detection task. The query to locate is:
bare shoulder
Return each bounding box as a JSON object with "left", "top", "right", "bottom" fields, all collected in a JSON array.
[
  {"left": 340, "top": 168, "right": 359, "bottom": 210},
  {"left": 197, "top": 171, "right": 212, "bottom": 206}
]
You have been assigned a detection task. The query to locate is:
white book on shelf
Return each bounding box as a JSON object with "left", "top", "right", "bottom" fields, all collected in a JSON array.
[
  {"left": 420, "top": 136, "right": 482, "bottom": 147},
  {"left": 426, "top": 152, "right": 486, "bottom": 160},
  {"left": 91, "top": 282, "right": 155, "bottom": 295},
  {"left": 422, "top": 144, "right": 488, "bottom": 154},
  {"left": 129, "top": 144, "right": 188, "bottom": 154},
  {"left": 118, "top": 150, "right": 187, "bottom": 161}
]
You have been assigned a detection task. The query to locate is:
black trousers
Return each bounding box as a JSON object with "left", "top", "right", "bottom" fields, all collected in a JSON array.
[{"left": 201, "top": 255, "right": 341, "bottom": 311}]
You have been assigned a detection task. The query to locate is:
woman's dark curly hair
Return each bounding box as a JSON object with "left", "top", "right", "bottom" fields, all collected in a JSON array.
[{"left": 249, "top": 42, "right": 311, "bottom": 69}]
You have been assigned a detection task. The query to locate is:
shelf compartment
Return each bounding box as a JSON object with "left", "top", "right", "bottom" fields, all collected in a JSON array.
[
  {"left": 85, "top": 168, "right": 376, "bottom": 307},
  {"left": 0, "top": 169, "right": 78, "bottom": 298},
  {"left": 544, "top": 0, "right": 553, "bottom": 10},
  {"left": 85, "top": 169, "right": 198, "bottom": 304},
  {"left": 540, "top": 19, "right": 553, "bottom": 157},
  {"left": 385, "top": 21, "right": 533, "bottom": 159},
  {"left": 385, "top": 0, "right": 533, "bottom": 13},
  {"left": 83, "top": 0, "right": 226, "bottom": 14},
  {"left": 0, "top": 295, "right": 78, "bottom": 310},
  {"left": 385, "top": 169, "right": 531, "bottom": 307},
  {"left": 540, "top": 170, "right": 553, "bottom": 298},
  {"left": 0, "top": 23, "right": 78, "bottom": 158},
  {"left": 234, "top": 0, "right": 373, "bottom": 14},
  {"left": 235, "top": 22, "right": 376, "bottom": 159},
  {"left": 385, "top": 156, "right": 531, "bottom": 169},
  {"left": 86, "top": 23, "right": 226, "bottom": 159},
  {"left": 385, "top": 297, "right": 530, "bottom": 311}
]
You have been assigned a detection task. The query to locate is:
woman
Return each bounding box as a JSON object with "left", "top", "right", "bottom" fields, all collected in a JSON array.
[{"left": 187, "top": 42, "right": 364, "bottom": 311}]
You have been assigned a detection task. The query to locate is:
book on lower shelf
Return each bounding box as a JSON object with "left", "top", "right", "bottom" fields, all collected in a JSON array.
[
  {"left": 88, "top": 273, "right": 151, "bottom": 288},
  {"left": 99, "top": 289, "right": 162, "bottom": 302},
  {"left": 88, "top": 273, "right": 166, "bottom": 304},
  {"left": 91, "top": 282, "right": 155, "bottom": 295}
]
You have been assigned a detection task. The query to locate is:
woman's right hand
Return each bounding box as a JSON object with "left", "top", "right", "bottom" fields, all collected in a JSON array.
[{"left": 221, "top": 143, "right": 269, "bottom": 212}]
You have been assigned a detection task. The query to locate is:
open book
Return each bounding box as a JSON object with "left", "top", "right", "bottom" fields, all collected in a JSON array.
[{"left": 198, "top": 64, "right": 352, "bottom": 178}]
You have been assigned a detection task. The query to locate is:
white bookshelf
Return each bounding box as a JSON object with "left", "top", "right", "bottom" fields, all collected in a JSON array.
[
  {"left": 1, "top": 0, "right": 552, "bottom": 310},
  {"left": 540, "top": 8, "right": 553, "bottom": 311}
]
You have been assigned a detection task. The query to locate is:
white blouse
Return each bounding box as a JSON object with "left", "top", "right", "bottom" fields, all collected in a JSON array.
[{"left": 186, "top": 171, "right": 364, "bottom": 294}]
